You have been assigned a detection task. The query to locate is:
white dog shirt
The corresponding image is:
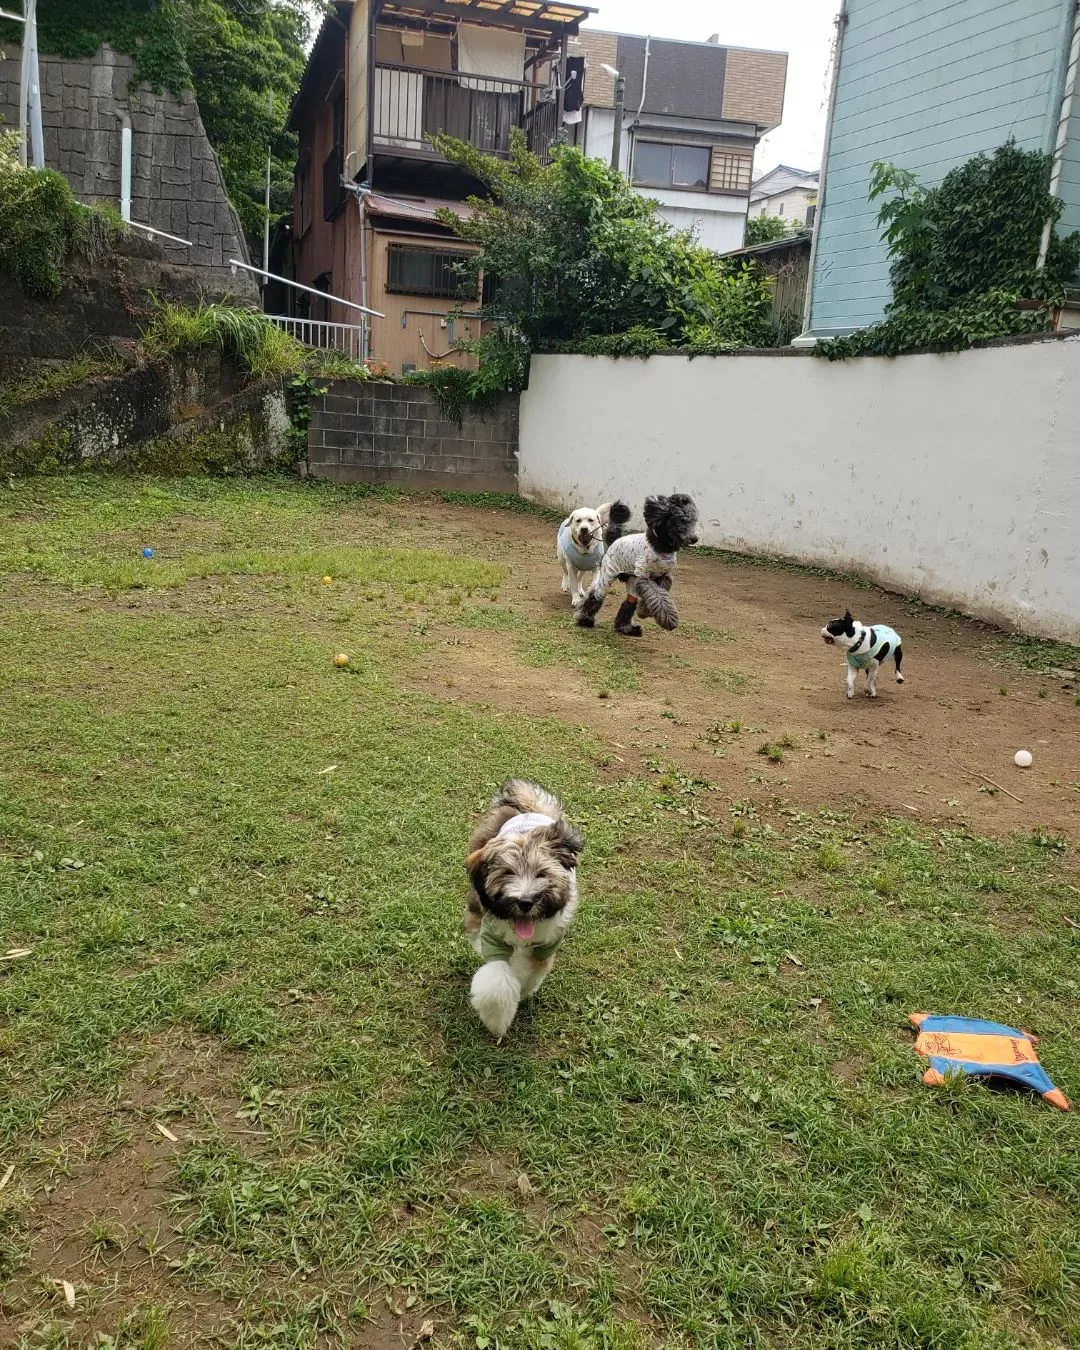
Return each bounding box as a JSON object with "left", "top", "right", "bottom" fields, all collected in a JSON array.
[{"left": 557, "top": 521, "right": 603, "bottom": 572}]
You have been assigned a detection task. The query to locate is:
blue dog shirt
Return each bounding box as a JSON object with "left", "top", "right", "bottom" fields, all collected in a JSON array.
[
  {"left": 847, "top": 624, "right": 901, "bottom": 669},
  {"left": 558, "top": 521, "right": 603, "bottom": 571}
]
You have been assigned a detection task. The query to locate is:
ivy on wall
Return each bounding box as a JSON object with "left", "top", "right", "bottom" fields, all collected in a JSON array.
[{"left": 818, "top": 141, "right": 1080, "bottom": 359}]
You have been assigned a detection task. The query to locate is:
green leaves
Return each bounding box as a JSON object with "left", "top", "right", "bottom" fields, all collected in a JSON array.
[
  {"left": 432, "top": 134, "right": 777, "bottom": 368},
  {"left": 819, "top": 142, "right": 1080, "bottom": 359},
  {"left": 745, "top": 214, "right": 791, "bottom": 245}
]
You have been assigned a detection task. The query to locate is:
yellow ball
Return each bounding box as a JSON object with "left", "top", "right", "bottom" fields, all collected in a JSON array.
[
  {"left": 333, "top": 653, "right": 350, "bottom": 668},
  {"left": 322, "top": 575, "right": 333, "bottom": 585}
]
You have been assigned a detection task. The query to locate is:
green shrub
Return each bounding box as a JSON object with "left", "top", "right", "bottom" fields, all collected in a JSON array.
[
  {"left": 0, "top": 157, "right": 90, "bottom": 297},
  {"left": 141, "top": 302, "right": 305, "bottom": 378}
]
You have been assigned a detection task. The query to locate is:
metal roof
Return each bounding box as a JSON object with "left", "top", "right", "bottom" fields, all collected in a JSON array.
[
  {"left": 365, "top": 192, "right": 473, "bottom": 224},
  {"left": 721, "top": 229, "right": 812, "bottom": 260}
]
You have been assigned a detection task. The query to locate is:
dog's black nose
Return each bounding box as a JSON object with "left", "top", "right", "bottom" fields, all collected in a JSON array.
[{"left": 518, "top": 897, "right": 534, "bottom": 911}]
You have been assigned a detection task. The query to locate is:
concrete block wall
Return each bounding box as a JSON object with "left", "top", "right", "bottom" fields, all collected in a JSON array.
[
  {"left": 308, "top": 381, "right": 519, "bottom": 491},
  {"left": 0, "top": 43, "right": 256, "bottom": 299}
]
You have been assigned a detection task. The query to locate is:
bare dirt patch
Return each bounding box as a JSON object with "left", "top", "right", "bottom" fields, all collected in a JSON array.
[
  {"left": 0, "top": 1030, "right": 252, "bottom": 1349},
  {"left": 398, "top": 503, "right": 1080, "bottom": 840}
]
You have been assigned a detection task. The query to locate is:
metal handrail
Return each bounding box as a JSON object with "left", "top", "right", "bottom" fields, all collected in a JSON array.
[{"left": 229, "top": 259, "right": 385, "bottom": 318}]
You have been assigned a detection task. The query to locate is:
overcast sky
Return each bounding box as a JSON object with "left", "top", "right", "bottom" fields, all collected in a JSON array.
[{"left": 582, "top": 0, "right": 840, "bottom": 177}]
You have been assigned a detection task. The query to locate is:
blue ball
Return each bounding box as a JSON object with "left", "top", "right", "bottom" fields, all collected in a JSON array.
[{"left": 141, "top": 547, "right": 154, "bottom": 559}]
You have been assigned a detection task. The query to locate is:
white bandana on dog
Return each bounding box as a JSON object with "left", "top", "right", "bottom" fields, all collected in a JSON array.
[{"left": 497, "top": 812, "right": 556, "bottom": 838}]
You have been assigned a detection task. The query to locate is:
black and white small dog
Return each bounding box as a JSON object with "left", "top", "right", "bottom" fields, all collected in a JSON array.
[
  {"left": 576, "top": 493, "right": 699, "bottom": 635},
  {"left": 821, "top": 611, "right": 905, "bottom": 699},
  {"left": 557, "top": 501, "right": 631, "bottom": 609}
]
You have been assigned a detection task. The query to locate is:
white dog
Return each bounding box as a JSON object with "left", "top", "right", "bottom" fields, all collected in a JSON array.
[{"left": 557, "top": 500, "right": 631, "bottom": 608}]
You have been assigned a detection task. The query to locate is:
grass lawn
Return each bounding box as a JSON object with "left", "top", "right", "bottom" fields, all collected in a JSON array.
[{"left": 1, "top": 476, "right": 1078, "bottom": 1350}]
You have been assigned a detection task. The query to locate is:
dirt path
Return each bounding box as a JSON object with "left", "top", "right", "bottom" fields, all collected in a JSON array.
[{"left": 394, "top": 502, "right": 1080, "bottom": 840}]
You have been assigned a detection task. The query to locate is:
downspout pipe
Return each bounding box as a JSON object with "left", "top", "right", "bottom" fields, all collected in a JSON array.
[
  {"left": 118, "top": 112, "right": 132, "bottom": 221},
  {"left": 1038, "top": 0, "right": 1080, "bottom": 271},
  {"left": 25, "top": 0, "right": 43, "bottom": 168}
]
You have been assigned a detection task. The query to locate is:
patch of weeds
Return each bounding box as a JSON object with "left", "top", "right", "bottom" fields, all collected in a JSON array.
[
  {"left": 758, "top": 742, "right": 786, "bottom": 764},
  {"left": 141, "top": 301, "right": 304, "bottom": 379},
  {"left": 450, "top": 606, "right": 526, "bottom": 632},
  {"left": 816, "top": 842, "right": 845, "bottom": 872},
  {"left": 677, "top": 620, "right": 733, "bottom": 643},
  {"left": 436, "top": 490, "right": 561, "bottom": 521},
  {"left": 520, "top": 623, "right": 640, "bottom": 692},
  {"left": 703, "top": 666, "right": 751, "bottom": 693},
  {"left": 989, "top": 631, "right": 1080, "bottom": 675}
]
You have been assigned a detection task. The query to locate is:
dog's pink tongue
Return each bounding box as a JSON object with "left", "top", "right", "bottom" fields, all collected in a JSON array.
[{"left": 514, "top": 918, "right": 536, "bottom": 941}]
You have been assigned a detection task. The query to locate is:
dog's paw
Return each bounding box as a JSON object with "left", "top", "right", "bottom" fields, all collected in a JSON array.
[
  {"left": 865, "top": 689, "right": 877, "bottom": 698},
  {"left": 896, "top": 674, "right": 905, "bottom": 684},
  {"left": 617, "top": 624, "right": 643, "bottom": 638},
  {"left": 575, "top": 613, "right": 595, "bottom": 628},
  {"left": 846, "top": 689, "right": 855, "bottom": 699}
]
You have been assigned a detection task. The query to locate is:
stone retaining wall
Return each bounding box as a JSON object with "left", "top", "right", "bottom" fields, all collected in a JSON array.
[{"left": 0, "top": 42, "right": 255, "bottom": 297}]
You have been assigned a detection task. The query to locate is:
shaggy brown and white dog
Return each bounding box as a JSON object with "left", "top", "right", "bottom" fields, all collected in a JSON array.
[{"left": 463, "top": 779, "right": 584, "bottom": 1038}]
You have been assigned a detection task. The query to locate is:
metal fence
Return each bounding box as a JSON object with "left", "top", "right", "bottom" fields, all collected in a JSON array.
[{"left": 268, "top": 316, "right": 368, "bottom": 363}]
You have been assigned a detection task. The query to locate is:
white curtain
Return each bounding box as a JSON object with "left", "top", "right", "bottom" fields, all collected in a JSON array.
[{"left": 457, "top": 23, "right": 525, "bottom": 90}]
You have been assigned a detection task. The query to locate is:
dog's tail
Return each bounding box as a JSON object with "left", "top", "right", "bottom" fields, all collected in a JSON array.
[
  {"left": 598, "top": 499, "right": 632, "bottom": 550},
  {"left": 492, "top": 778, "right": 565, "bottom": 820},
  {"left": 635, "top": 577, "right": 679, "bottom": 631}
]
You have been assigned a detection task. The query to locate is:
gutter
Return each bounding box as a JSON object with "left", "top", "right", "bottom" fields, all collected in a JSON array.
[{"left": 1038, "top": 0, "right": 1080, "bottom": 270}]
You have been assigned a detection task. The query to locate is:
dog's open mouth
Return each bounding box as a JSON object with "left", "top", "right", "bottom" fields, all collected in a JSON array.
[{"left": 513, "top": 917, "right": 536, "bottom": 940}]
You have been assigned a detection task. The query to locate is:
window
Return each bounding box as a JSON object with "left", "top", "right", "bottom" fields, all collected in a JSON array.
[
  {"left": 386, "top": 244, "right": 476, "bottom": 299},
  {"left": 777, "top": 201, "right": 784, "bottom": 216},
  {"left": 805, "top": 203, "right": 817, "bottom": 228},
  {"left": 633, "top": 141, "right": 709, "bottom": 190},
  {"left": 710, "top": 149, "right": 753, "bottom": 193}
]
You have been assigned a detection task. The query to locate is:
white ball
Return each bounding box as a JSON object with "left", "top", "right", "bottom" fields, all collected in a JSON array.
[{"left": 1014, "top": 749, "right": 1033, "bottom": 768}]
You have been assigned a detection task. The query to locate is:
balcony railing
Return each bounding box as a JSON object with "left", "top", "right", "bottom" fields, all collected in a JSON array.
[{"left": 372, "top": 63, "right": 559, "bottom": 162}]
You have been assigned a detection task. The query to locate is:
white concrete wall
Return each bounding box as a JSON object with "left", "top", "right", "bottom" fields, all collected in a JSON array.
[{"left": 518, "top": 340, "right": 1080, "bottom": 642}]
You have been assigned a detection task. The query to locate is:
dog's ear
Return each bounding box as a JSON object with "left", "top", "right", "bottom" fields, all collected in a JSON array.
[
  {"left": 541, "top": 820, "right": 585, "bottom": 869},
  {"left": 643, "top": 495, "right": 665, "bottom": 525},
  {"left": 465, "top": 847, "right": 488, "bottom": 902},
  {"left": 843, "top": 610, "right": 853, "bottom": 621}
]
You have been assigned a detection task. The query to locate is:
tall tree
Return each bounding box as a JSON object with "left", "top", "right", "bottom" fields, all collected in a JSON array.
[{"left": 5, "top": 0, "right": 310, "bottom": 251}]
